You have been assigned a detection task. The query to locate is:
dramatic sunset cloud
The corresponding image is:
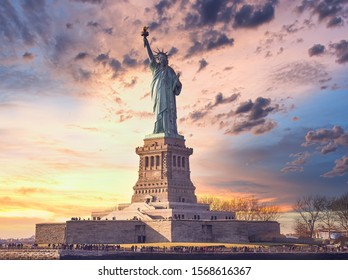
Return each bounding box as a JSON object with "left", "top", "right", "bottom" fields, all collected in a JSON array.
[{"left": 1, "top": 0, "right": 348, "bottom": 238}]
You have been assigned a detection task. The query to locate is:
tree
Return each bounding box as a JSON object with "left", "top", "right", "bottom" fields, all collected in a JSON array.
[
  {"left": 319, "top": 197, "right": 337, "bottom": 240},
  {"left": 333, "top": 193, "right": 348, "bottom": 235},
  {"left": 293, "top": 195, "right": 326, "bottom": 238},
  {"left": 198, "top": 195, "right": 281, "bottom": 221},
  {"left": 293, "top": 217, "right": 310, "bottom": 237},
  {"left": 257, "top": 205, "right": 281, "bottom": 221}
]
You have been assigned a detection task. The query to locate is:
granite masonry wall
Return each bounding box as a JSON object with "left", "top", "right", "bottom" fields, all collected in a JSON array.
[
  {"left": 65, "top": 220, "right": 171, "bottom": 244},
  {"left": 35, "top": 223, "right": 66, "bottom": 244},
  {"left": 0, "top": 249, "right": 60, "bottom": 260},
  {"left": 36, "top": 220, "right": 280, "bottom": 244},
  {"left": 171, "top": 220, "right": 280, "bottom": 243}
]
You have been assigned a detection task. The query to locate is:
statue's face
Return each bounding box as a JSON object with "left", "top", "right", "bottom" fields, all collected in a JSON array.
[{"left": 158, "top": 54, "right": 168, "bottom": 66}]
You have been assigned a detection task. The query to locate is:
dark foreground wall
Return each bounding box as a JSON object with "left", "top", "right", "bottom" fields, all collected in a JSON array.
[{"left": 35, "top": 220, "right": 280, "bottom": 244}]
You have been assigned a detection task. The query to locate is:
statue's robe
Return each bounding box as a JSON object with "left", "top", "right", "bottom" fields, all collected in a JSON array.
[{"left": 150, "top": 60, "right": 181, "bottom": 135}]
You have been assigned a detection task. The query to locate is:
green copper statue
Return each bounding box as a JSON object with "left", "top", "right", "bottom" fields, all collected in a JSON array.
[{"left": 142, "top": 26, "right": 182, "bottom": 136}]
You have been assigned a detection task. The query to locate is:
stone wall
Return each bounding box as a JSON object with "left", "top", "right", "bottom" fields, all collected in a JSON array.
[
  {"left": 65, "top": 220, "right": 171, "bottom": 244},
  {"left": 171, "top": 220, "right": 280, "bottom": 243},
  {"left": 35, "top": 223, "right": 66, "bottom": 244},
  {"left": 0, "top": 249, "right": 60, "bottom": 260},
  {"left": 36, "top": 220, "right": 280, "bottom": 245},
  {"left": 66, "top": 220, "right": 140, "bottom": 244},
  {"left": 145, "top": 221, "right": 171, "bottom": 242}
]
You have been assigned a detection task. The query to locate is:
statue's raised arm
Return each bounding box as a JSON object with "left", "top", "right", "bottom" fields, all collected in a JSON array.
[{"left": 141, "top": 26, "right": 155, "bottom": 63}]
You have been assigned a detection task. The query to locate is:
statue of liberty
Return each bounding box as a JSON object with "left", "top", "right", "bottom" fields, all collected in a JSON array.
[{"left": 141, "top": 27, "right": 182, "bottom": 136}]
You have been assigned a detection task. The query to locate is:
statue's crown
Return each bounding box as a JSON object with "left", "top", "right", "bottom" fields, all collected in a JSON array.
[{"left": 154, "top": 48, "right": 169, "bottom": 59}]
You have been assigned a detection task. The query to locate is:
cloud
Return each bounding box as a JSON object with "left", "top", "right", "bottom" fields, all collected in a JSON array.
[
  {"left": 226, "top": 119, "right": 276, "bottom": 135},
  {"left": 20, "top": 0, "right": 52, "bottom": 44},
  {"left": 0, "top": 0, "right": 51, "bottom": 47},
  {"left": 187, "top": 110, "right": 210, "bottom": 122},
  {"left": 0, "top": 66, "right": 41, "bottom": 91},
  {"left": 185, "top": 93, "right": 282, "bottom": 135},
  {"left": 320, "top": 141, "right": 338, "bottom": 154},
  {"left": 122, "top": 54, "right": 138, "bottom": 68},
  {"left": 66, "top": 124, "right": 100, "bottom": 132},
  {"left": 109, "top": 58, "right": 122, "bottom": 78},
  {"left": 140, "top": 92, "right": 150, "bottom": 100},
  {"left": 155, "top": 0, "right": 176, "bottom": 17},
  {"left": 193, "top": 0, "right": 231, "bottom": 25},
  {"left": 233, "top": 2, "right": 276, "bottom": 29},
  {"left": 50, "top": 33, "right": 75, "bottom": 65},
  {"left": 327, "top": 16, "right": 344, "bottom": 27},
  {"left": 148, "top": 21, "right": 160, "bottom": 31},
  {"left": 281, "top": 150, "right": 310, "bottom": 174},
  {"left": 74, "top": 52, "right": 88, "bottom": 60},
  {"left": 223, "top": 97, "right": 279, "bottom": 135},
  {"left": 329, "top": 39, "right": 348, "bottom": 64},
  {"left": 308, "top": 44, "right": 325, "bottom": 57},
  {"left": 235, "top": 97, "right": 277, "bottom": 121},
  {"left": 103, "top": 27, "right": 113, "bottom": 35},
  {"left": 166, "top": 47, "right": 178, "bottom": 57},
  {"left": 282, "top": 20, "right": 304, "bottom": 33},
  {"left": 184, "top": 92, "right": 240, "bottom": 122},
  {"left": 183, "top": 0, "right": 277, "bottom": 30},
  {"left": 281, "top": 166, "right": 304, "bottom": 173},
  {"left": 122, "top": 76, "right": 138, "bottom": 88},
  {"left": 303, "top": 125, "right": 348, "bottom": 154},
  {"left": 235, "top": 100, "right": 253, "bottom": 114},
  {"left": 95, "top": 52, "right": 110, "bottom": 64},
  {"left": 322, "top": 156, "right": 348, "bottom": 177},
  {"left": 86, "top": 20, "right": 113, "bottom": 36},
  {"left": 206, "top": 33, "right": 234, "bottom": 50},
  {"left": 15, "top": 187, "right": 51, "bottom": 196},
  {"left": 211, "top": 93, "right": 239, "bottom": 107},
  {"left": 288, "top": 151, "right": 310, "bottom": 165},
  {"left": 184, "top": 0, "right": 233, "bottom": 29},
  {"left": 186, "top": 30, "right": 234, "bottom": 57},
  {"left": 271, "top": 61, "right": 328, "bottom": 85},
  {"left": 72, "top": 67, "right": 92, "bottom": 82},
  {"left": 115, "top": 109, "right": 153, "bottom": 123},
  {"left": 71, "top": 0, "right": 104, "bottom": 5},
  {"left": 22, "top": 52, "right": 34, "bottom": 61},
  {"left": 285, "top": 126, "right": 348, "bottom": 177},
  {"left": 296, "top": 0, "right": 347, "bottom": 26},
  {"left": 252, "top": 120, "right": 277, "bottom": 135},
  {"left": 197, "top": 58, "right": 208, "bottom": 72},
  {"left": 87, "top": 21, "right": 99, "bottom": 28},
  {"left": 314, "top": 1, "right": 343, "bottom": 20}
]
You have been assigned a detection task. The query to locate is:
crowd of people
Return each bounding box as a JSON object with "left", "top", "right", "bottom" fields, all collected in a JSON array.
[
  {"left": 1, "top": 243, "right": 347, "bottom": 253},
  {"left": 8, "top": 243, "right": 343, "bottom": 253}
]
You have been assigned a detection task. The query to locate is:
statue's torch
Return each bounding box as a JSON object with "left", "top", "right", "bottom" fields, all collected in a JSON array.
[{"left": 141, "top": 26, "right": 149, "bottom": 47}]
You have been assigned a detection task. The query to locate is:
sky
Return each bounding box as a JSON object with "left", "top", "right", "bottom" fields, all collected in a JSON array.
[{"left": 0, "top": 0, "right": 348, "bottom": 238}]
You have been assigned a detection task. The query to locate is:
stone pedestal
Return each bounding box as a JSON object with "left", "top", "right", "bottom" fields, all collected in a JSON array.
[{"left": 131, "top": 135, "right": 197, "bottom": 204}]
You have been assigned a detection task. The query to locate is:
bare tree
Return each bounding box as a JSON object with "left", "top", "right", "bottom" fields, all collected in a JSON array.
[
  {"left": 257, "top": 205, "right": 281, "bottom": 221},
  {"left": 293, "top": 217, "right": 310, "bottom": 237},
  {"left": 333, "top": 193, "right": 348, "bottom": 235},
  {"left": 319, "top": 197, "right": 337, "bottom": 240},
  {"left": 293, "top": 195, "right": 326, "bottom": 238},
  {"left": 198, "top": 196, "right": 281, "bottom": 221}
]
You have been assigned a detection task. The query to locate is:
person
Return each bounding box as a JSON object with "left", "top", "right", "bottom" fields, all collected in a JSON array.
[{"left": 142, "top": 27, "right": 182, "bottom": 136}]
